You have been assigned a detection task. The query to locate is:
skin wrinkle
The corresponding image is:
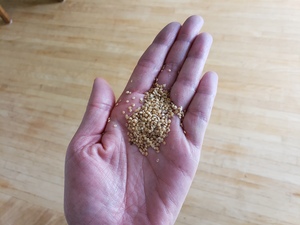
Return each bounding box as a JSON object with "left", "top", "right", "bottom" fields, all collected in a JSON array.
[
  {"left": 87, "top": 101, "right": 114, "bottom": 114},
  {"left": 136, "top": 55, "right": 163, "bottom": 74},
  {"left": 168, "top": 154, "right": 193, "bottom": 181},
  {"left": 188, "top": 33, "right": 212, "bottom": 57},
  {"left": 146, "top": 174, "right": 172, "bottom": 225},
  {"left": 123, "top": 167, "right": 140, "bottom": 211},
  {"left": 109, "top": 156, "right": 128, "bottom": 195},
  {"left": 185, "top": 140, "right": 202, "bottom": 163},
  {"left": 121, "top": 155, "right": 145, "bottom": 222},
  {"left": 134, "top": 159, "right": 150, "bottom": 223},
  {"left": 161, "top": 62, "right": 179, "bottom": 72},
  {"left": 106, "top": 150, "right": 129, "bottom": 202},
  {"left": 100, "top": 130, "right": 119, "bottom": 155},
  {"left": 136, "top": 34, "right": 179, "bottom": 73},
  {"left": 73, "top": 135, "right": 101, "bottom": 151},
  {"left": 143, "top": 163, "right": 152, "bottom": 225},
  {"left": 186, "top": 86, "right": 216, "bottom": 124},
  {"left": 148, "top": 158, "right": 174, "bottom": 212},
  {"left": 174, "top": 74, "right": 197, "bottom": 96},
  {"left": 153, "top": 22, "right": 181, "bottom": 44},
  {"left": 187, "top": 106, "right": 210, "bottom": 123},
  {"left": 176, "top": 32, "right": 196, "bottom": 43},
  {"left": 66, "top": 157, "right": 120, "bottom": 224},
  {"left": 65, "top": 139, "right": 97, "bottom": 164},
  {"left": 125, "top": 163, "right": 149, "bottom": 224}
]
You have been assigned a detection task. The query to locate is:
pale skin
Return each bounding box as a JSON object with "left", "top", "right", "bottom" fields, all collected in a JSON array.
[{"left": 64, "top": 15, "right": 218, "bottom": 225}]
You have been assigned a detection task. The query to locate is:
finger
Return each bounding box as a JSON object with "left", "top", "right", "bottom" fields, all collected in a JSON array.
[
  {"left": 157, "top": 15, "right": 204, "bottom": 90},
  {"left": 75, "top": 78, "right": 115, "bottom": 140},
  {"left": 170, "top": 32, "right": 213, "bottom": 109},
  {"left": 183, "top": 71, "right": 218, "bottom": 147},
  {"left": 123, "top": 22, "right": 181, "bottom": 95}
]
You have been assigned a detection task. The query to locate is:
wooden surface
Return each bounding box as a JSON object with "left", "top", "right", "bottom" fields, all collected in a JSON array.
[{"left": 0, "top": 0, "right": 300, "bottom": 224}]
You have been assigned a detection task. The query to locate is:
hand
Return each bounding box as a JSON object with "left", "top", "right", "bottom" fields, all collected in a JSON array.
[{"left": 64, "top": 15, "right": 218, "bottom": 225}]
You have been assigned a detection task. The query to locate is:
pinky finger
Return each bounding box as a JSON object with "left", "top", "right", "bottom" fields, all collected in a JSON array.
[{"left": 183, "top": 71, "right": 218, "bottom": 147}]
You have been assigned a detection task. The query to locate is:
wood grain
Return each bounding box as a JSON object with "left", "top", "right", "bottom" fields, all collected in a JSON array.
[{"left": 0, "top": 0, "right": 299, "bottom": 224}]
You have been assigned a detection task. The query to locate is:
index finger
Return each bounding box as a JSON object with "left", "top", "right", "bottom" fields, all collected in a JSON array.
[{"left": 123, "top": 22, "right": 181, "bottom": 95}]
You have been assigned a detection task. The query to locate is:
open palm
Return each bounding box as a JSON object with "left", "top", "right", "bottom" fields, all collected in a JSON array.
[{"left": 64, "top": 15, "right": 218, "bottom": 225}]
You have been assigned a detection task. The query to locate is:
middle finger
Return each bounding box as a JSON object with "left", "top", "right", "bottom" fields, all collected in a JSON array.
[{"left": 156, "top": 15, "right": 204, "bottom": 90}]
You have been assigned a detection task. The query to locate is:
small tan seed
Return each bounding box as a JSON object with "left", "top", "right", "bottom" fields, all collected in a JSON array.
[{"left": 126, "top": 82, "right": 184, "bottom": 156}]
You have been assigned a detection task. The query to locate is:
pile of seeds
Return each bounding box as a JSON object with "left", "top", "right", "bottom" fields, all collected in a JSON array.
[{"left": 126, "top": 82, "right": 184, "bottom": 156}]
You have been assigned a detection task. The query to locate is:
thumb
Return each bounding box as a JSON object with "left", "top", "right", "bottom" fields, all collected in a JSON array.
[{"left": 74, "top": 78, "right": 115, "bottom": 144}]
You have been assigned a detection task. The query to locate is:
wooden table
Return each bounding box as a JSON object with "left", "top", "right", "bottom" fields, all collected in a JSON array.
[
  {"left": 0, "top": 1, "right": 65, "bottom": 24},
  {"left": 0, "top": 0, "right": 299, "bottom": 224}
]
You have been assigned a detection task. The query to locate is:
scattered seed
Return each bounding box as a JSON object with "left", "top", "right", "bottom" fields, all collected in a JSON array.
[
  {"left": 132, "top": 96, "right": 136, "bottom": 100},
  {"left": 132, "top": 103, "right": 135, "bottom": 107},
  {"left": 126, "top": 100, "right": 129, "bottom": 103},
  {"left": 114, "top": 124, "right": 117, "bottom": 128},
  {"left": 122, "top": 111, "right": 125, "bottom": 114},
  {"left": 126, "top": 82, "right": 184, "bottom": 156},
  {"left": 156, "top": 158, "right": 160, "bottom": 163}
]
